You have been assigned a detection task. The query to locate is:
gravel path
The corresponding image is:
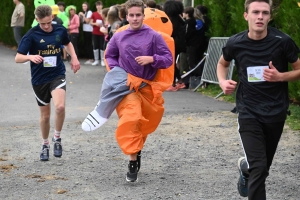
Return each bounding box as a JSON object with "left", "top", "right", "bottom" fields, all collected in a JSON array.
[{"left": 1, "top": 110, "right": 299, "bottom": 200}]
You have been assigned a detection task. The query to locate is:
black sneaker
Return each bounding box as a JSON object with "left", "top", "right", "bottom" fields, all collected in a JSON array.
[
  {"left": 40, "top": 145, "right": 50, "bottom": 161},
  {"left": 237, "top": 157, "right": 249, "bottom": 197},
  {"left": 137, "top": 151, "right": 141, "bottom": 172},
  {"left": 52, "top": 137, "right": 62, "bottom": 157},
  {"left": 126, "top": 160, "right": 138, "bottom": 182}
]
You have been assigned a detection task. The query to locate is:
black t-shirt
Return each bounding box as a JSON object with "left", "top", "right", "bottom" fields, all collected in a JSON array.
[{"left": 223, "top": 27, "right": 299, "bottom": 123}]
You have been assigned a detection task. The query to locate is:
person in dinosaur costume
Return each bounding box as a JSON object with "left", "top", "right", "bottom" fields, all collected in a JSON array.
[
  {"left": 31, "top": 0, "right": 68, "bottom": 28},
  {"left": 81, "top": 0, "right": 175, "bottom": 182}
]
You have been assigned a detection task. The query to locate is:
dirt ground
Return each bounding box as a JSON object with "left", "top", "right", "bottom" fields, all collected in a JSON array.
[{"left": 0, "top": 110, "right": 299, "bottom": 200}]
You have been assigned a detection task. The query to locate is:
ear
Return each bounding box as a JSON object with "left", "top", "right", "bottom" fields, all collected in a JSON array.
[{"left": 243, "top": 12, "right": 248, "bottom": 21}]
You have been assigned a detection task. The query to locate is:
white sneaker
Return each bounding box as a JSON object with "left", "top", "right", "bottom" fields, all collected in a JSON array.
[
  {"left": 84, "top": 60, "right": 93, "bottom": 65},
  {"left": 91, "top": 60, "right": 99, "bottom": 66},
  {"left": 81, "top": 110, "right": 108, "bottom": 131},
  {"left": 101, "top": 60, "right": 105, "bottom": 66}
]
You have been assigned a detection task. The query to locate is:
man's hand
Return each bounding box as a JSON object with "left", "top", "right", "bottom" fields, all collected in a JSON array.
[
  {"left": 135, "top": 56, "right": 153, "bottom": 66},
  {"left": 219, "top": 80, "right": 237, "bottom": 95},
  {"left": 70, "top": 58, "right": 80, "bottom": 73},
  {"left": 29, "top": 55, "right": 44, "bottom": 64},
  {"left": 263, "top": 61, "right": 283, "bottom": 82}
]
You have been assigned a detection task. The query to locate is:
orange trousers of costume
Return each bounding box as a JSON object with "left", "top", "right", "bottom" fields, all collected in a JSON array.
[{"left": 115, "top": 84, "right": 164, "bottom": 155}]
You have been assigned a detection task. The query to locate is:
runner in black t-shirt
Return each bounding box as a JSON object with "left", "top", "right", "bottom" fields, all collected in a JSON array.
[{"left": 217, "top": 0, "right": 300, "bottom": 199}]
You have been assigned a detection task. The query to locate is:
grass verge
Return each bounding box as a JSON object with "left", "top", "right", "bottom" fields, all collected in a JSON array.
[{"left": 196, "top": 84, "right": 300, "bottom": 131}]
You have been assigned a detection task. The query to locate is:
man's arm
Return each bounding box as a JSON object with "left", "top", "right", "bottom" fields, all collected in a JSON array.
[
  {"left": 64, "top": 42, "right": 80, "bottom": 73},
  {"left": 263, "top": 59, "right": 300, "bottom": 82},
  {"left": 217, "top": 55, "right": 237, "bottom": 95}
]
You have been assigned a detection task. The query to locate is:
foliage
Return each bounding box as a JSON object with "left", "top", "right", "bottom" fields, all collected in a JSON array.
[{"left": 0, "top": 0, "right": 125, "bottom": 47}]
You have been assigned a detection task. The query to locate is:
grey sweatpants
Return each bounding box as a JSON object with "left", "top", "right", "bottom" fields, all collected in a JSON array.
[{"left": 95, "top": 67, "right": 146, "bottom": 118}]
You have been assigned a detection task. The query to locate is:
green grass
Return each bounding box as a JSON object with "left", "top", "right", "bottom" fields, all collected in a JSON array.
[
  {"left": 196, "top": 83, "right": 300, "bottom": 132},
  {"left": 285, "top": 104, "right": 300, "bottom": 131},
  {"left": 195, "top": 83, "right": 235, "bottom": 103}
]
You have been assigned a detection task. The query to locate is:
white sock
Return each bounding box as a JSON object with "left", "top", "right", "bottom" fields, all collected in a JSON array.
[
  {"left": 54, "top": 130, "right": 61, "bottom": 140},
  {"left": 82, "top": 110, "right": 108, "bottom": 132}
]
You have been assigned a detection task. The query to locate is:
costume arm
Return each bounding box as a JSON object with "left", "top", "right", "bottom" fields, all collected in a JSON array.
[
  {"left": 151, "top": 35, "right": 173, "bottom": 69},
  {"left": 58, "top": 13, "right": 69, "bottom": 28},
  {"left": 105, "top": 36, "right": 120, "bottom": 69}
]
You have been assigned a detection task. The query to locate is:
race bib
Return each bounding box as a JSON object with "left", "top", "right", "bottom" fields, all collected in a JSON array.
[
  {"left": 247, "top": 66, "right": 269, "bottom": 82},
  {"left": 43, "top": 56, "right": 57, "bottom": 67}
]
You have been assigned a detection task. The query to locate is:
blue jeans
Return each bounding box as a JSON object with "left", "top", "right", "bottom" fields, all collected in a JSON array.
[{"left": 13, "top": 26, "right": 23, "bottom": 46}]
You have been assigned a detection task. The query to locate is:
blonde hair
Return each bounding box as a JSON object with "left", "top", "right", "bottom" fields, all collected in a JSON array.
[{"left": 193, "top": 8, "right": 205, "bottom": 23}]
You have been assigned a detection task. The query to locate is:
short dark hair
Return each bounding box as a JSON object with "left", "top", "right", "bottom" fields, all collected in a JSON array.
[
  {"left": 195, "top": 5, "right": 208, "bottom": 15},
  {"left": 163, "top": 0, "right": 184, "bottom": 17},
  {"left": 244, "top": 0, "right": 272, "bottom": 13},
  {"left": 146, "top": 0, "right": 156, "bottom": 8},
  {"left": 183, "top": 6, "right": 194, "bottom": 18},
  {"left": 57, "top": 1, "right": 65, "bottom": 8},
  {"left": 95, "top": 1, "right": 103, "bottom": 6}
]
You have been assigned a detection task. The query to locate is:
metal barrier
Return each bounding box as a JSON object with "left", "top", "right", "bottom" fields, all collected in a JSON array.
[{"left": 192, "top": 37, "right": 235, "bottom": 99}]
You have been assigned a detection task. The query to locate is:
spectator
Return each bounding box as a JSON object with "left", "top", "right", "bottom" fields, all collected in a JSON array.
[
  {"left": 51, "top": 5, "right": 63, "bottom": 25},
  {"left": 79, "top": 2, "right": 94, "bottom": 65},
  {"left": 90, "top": 1, "right": 105, "bottom": 66},
  {"left": 119, "top": 6, "right": 128, "bottom": 27},
  {"left": 11, "top": 0, "right": 25, "bottom": 46},
  {"left": 57, "top": 1, "right": 68, "bottom": 61},
  {"left": 107, "top": 7, "right": 122, "bottom": 41},
  {"left": 164, "top": 0, "right": 186, "bottom": 91},
  {"left": 57, "top": 1, "right": 66, "bottom": 14},
  {"left": 184, "top": 7, "right": 206, "bottom": 77},
  {"left": 67, "top": 6, "right": 80, "bottom": 57},
  {"left": 99, "top": 7, "right": 110, "bottom": 50},
  {"left": 146, "top": 0, "right": 156, "bottom": 8}
]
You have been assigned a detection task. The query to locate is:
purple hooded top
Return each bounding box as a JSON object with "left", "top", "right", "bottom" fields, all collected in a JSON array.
[{"left": 105, "top": 25, "right": 173, "bottom": 81}]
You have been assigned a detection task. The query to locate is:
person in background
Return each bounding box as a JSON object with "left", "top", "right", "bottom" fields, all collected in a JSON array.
[
  {"left": 185, "top": 7, "right": 206, "bottom": 77},
  {"left": 118, "top": 6, "right": 128, "bottom": 27},
  {"left": 164, "top": 0, "right": 186, "bottom": 91},
  {"left": 99, "top": 7, "right": 110, "bottom": 50},
  {"left": 145, "top": 0, "right": 156, "bottom": 8},
  {"left": 51, "top": 5, "right": 63, "bottom": 25},
  {"left": 90, "top": 1, "right": 105, "bottom": 66},
  {"left": 67, "top": 6, "right": 80, "bottom": 57},
  {"left": 79, "top": 2, "right": 94, "bottom": 65},
  {"left": 11, "top": 0, "right": 25, "bottom": 46},
  {"left": 15, "top": 5, "right": 80, "bottom": 161},
  {"left": 217, "top": 0, "right": 300, "bottom": 199},
  {"left": 57, "top": 1, "right": 68, "bottom": 61},
  {"left": 107, "top": 7, "right": 122, "bottom": 41},
  {"left": 57, "top": 1, "right": 66, "bottom": 14}
]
